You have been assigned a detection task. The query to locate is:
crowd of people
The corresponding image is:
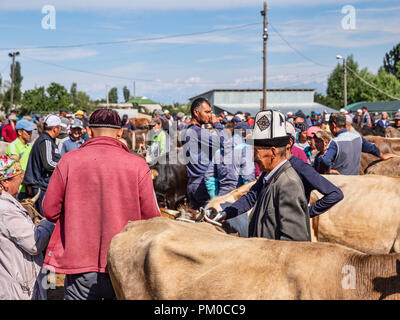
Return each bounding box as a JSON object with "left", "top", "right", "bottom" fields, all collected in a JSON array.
[{"left": 0, "top": 101, "right": 399, "bottom": 300}]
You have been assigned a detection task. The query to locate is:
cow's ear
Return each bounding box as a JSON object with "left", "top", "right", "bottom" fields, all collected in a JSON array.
[{"left": 151, "top": 169, "right": 159, "bottom": 180}]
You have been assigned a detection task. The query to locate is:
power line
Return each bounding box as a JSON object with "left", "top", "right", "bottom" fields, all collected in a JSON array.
[
  {"left": 269, "top": 22, "right": 333, "bottom": 68},
  {"left": 0, "top": 22, "right": 261, "bottom": 51},
  {"left": 345, "top": 65, "right": 400, "bottom": 101}
]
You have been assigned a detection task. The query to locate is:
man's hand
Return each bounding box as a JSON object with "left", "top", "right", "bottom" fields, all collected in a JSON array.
[
  {"left": 213, "top": 211, "right": 227, "bottom": 223},
  {"left": 210, "top": 114, "right": 218, "bottom": 124},
  {"left": 380, "top": 153, "right": 399, "bottom": 161},
  {"left": 327, "top": 169, "right": 341, "bottom": 175}
]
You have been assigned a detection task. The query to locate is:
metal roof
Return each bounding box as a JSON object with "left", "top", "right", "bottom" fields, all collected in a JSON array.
[
  {"left": 345, "top": 101, "right": 400, "bottom": 113},
  {"left": 189, "top": 89, "right": 315, "bottom": 101}
]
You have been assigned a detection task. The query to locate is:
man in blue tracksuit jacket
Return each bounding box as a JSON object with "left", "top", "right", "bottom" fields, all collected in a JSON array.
[
  {"left": 205, "top": 121, "right": 254, "bottom": 198},
  {"left": 182, "top": 98, "right": 226, "bottom": 210},
  {"left": 320, "top": 113, "right": 397, "bottom": 175}
]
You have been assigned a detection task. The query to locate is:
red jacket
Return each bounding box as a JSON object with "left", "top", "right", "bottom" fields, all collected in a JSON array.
[
  {"left": 2, "top": 123, "right": 17, "bottom": 142},
  {"left": 42, "top": 137, "right": 160, "bottom": 274}
]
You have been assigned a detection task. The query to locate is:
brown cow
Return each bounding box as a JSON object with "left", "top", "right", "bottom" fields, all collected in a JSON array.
[
  {"left": 359, "top": 153, "right": 400, "bottom": 176},
  {"left": 108, "top": 217, "right": 400, "bottom": 300},
  {"left": 364, "top": 136, "right": 400, "bottom": 155},
  {"left": 386, "top": 126, "right": 400, "bottom": 138},
  {"left": 130, "top": 118, "right": 150, "bottom": 130},
  {"left": 205, "top": 174, "right": 400, "bottom": 254}
]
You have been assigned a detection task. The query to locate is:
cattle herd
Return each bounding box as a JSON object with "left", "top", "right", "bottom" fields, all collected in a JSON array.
[
  {"left": 5, "top": 116, "right": 400, "bottom": 300},
  {"left": 106, "top": 120, "right": 400, "bottom": 300}
]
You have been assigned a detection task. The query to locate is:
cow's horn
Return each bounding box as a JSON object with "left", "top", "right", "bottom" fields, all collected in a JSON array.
[{"left": 31, "top": 189, "right": 41, "bottom": 204}]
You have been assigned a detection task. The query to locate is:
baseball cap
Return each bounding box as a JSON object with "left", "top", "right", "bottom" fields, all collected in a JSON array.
[
  {"left": 306, "top": 126, "right": 320, "bottom": 138},
  {"left": 44, "top": 115, "right": 62, "bottom": 127},
  {"left": 234, "top": 121, "right": 250, "bottom": 130},
  {"left": 8, "top": 114, "right": 17, "bottom": 121},
  {"left": 357, "top": 109, "right": 362, "bottom": 113},
  {"left": 70, "top": 119, "right": 84, "bottom": 129},
  {"left": 231, "top": 116, "right": 242, "bottom": 123},
  {"left": 16, "top": 120, "right": 34, "bottom": 132},
  {"left": 294, "top": 110, "right": 306, "bottom": 119},
  {"left": 177, "top": 112, "right": 185, "bottom": 118},
  {"left": 74, "top": 110, "right": 84, "bottom": 116}
]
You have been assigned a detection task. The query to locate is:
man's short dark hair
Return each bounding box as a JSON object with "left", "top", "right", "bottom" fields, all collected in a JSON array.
[
  {"left": 191, "top": 98, "right": 210, "bottom": 116},
  {"left": 329, "top": 113, "right": 346, "bottom": 128},
  {"left": 362, "top": 107, "right": 367, "bottom": 110}
]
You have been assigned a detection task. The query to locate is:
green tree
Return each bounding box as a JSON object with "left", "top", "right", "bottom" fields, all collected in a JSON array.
[
  {"left": 3, "top": 61, "right": 23, "bottom": 112},
  {"left": 383, "top": 43, "right": 400, "bottom": 81},
  {"left": 70, "top": 82, "right": 78, "bottom": 105},
  {"left": 46, "top": 82, "right": 72, "bottom": 112},
  {"left": 20, "top": 87, "right": 48, "bottom": 115},
  {"left": 108, "top": 87, "right": 118, "bottom": 103},
  {"left": 314, "top": 93, "right": 341, "bottom": 110},
  {"left": 123, "top": 86, "right": 130, "bottom": 102}
]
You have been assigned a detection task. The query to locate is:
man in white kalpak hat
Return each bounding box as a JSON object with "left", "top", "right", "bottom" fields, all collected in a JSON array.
[{"left": 215, "top": 110, "right": 311, "bottom": 241}]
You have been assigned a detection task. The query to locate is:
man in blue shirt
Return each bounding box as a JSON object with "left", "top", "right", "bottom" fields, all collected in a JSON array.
[
  {"left": 320, "top": 113, "right": 396, "bottom": 175},
  {"left": 182, "top": 98, "right": 224, "bottom": 210},
  {"left": 205, "top": 121, "right": 255, "bottom": 198},
  {"left": 59, "top": 119, "right": 85, "bottom": 156}
]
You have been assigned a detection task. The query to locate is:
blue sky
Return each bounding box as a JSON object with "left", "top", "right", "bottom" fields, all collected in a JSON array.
[{"left": 0, "top": 0, "right": 399, "bottom": 104}]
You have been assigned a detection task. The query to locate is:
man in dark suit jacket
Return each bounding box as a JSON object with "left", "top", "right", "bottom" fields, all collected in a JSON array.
[{"left": 215, "top": 110, "right": 311, "bottom": 241}]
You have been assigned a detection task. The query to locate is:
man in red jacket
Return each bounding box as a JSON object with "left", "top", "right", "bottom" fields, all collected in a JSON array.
[
  {"left": 42, "top": 109, "right": 160, "bottom": 300},
  {"left": 2, "top": 114, "right": 18, "bottom": 142}
]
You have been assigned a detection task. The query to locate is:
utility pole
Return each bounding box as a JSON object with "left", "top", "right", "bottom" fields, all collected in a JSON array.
[
  {"left": 336, "top": 55, "right": 347, "bottom": 108},
  {"left": 133, "top": 81, "right": 136, "bottom": 99},
  {"left": 261, "top": 2, "right": 268, "bottom": 111},
  {"left": 343, "top": 58, "right": 347, "bottom": 108},
  {"left": 8, "top": 51, "right": 20, "bottom": 109}
]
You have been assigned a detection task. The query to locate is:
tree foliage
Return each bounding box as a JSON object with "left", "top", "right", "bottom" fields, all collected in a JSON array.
[
  {"left": 324, "top": 54, "right": 400, "bottom": 107},
  {"left": 383, "top": 43, "right": 400, "bottom": 81},
  {"left": 123, "top": 86, "right": 130, "bottom": 102},
  {"left": 108, "top": 87, "right": 118, "bottom": 104}
]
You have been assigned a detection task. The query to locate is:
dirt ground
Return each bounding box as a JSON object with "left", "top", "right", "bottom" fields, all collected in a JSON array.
[{"left": 47, "top": 273, "right": 65, "bottom": 300}]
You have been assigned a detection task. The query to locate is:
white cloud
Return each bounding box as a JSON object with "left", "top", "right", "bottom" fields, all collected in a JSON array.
[
  {"left": 21, "top": 48, "right": 98, "bottom": 61},
  {"left": 196, "top": 55, "right": 246, "bottom": 63}
]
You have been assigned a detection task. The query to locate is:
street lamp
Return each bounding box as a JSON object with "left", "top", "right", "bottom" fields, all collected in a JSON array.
[
  {"left": 336, "top": 55, "right": 347, "bottom": 108},
  {"left": 8, "top": 51, "right": 20, "bottom": 109}
]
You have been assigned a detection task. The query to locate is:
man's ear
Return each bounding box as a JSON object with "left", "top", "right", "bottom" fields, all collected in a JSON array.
[
  {"left": 117, "top": 128, "right": 124, "bottom": 139},
  {"left": 87, "top": 127, "right": 94, "bottom": 139}
]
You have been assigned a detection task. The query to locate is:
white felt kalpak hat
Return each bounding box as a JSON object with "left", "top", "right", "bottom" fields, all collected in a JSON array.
[{"left": 248, "top": 110, "right": 290, "bottom": 147}]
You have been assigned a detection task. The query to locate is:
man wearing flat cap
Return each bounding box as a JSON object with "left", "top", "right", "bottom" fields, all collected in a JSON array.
[
  {"left": 215, "top": 110, "right": 311, "bottom": 241},
  {"left": 42, "top": 108, "right": 160, "bottom": 300}
]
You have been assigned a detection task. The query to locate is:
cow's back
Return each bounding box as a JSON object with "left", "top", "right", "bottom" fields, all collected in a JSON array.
[
  {"left": 312, "top": 175, "right": 400, "bottom": 253},
  {"left": 107, "top": 217, "right": 379, "bottom": 300}
]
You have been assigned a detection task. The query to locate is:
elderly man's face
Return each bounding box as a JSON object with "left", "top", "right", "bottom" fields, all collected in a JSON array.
[{"left": 254, "top": 146, "right": 275, "bottom": 173}]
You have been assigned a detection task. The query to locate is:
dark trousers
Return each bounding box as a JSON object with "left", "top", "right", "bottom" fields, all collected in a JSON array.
[{"left": 64, "top": 272, "right": 116, "bottom": 300}]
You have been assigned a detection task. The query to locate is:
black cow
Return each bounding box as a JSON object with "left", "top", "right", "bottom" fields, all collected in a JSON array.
[{"left": 149, "top": 151, "right": 188, "bottom": 210}]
